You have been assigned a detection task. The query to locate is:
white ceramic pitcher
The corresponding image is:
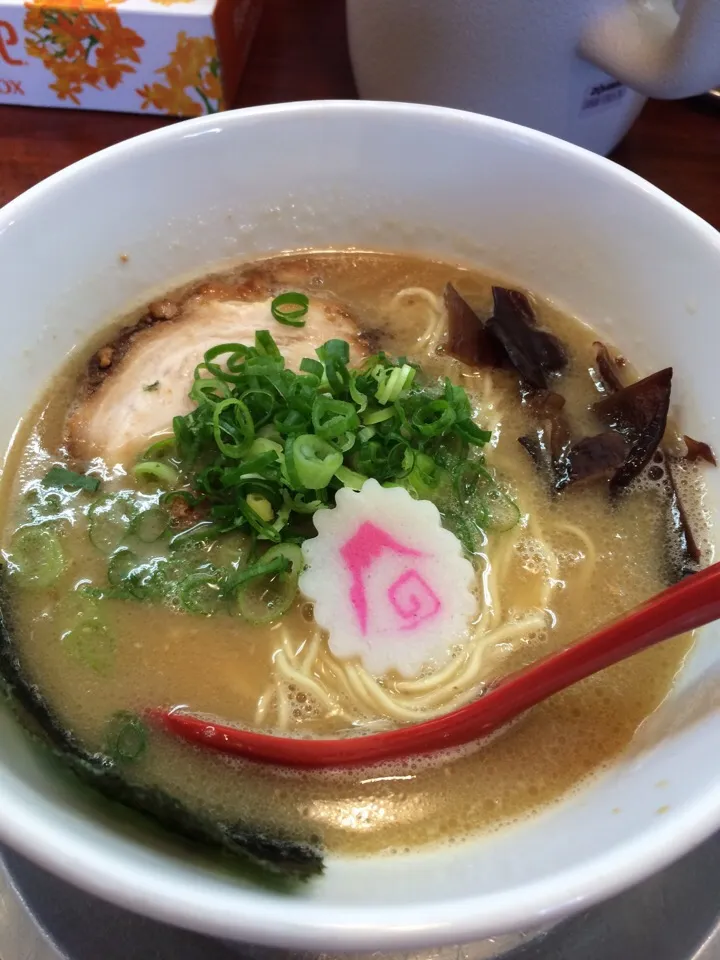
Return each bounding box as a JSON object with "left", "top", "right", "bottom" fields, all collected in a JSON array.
[{"left": 346, "top": 0, "right": 720, "bottom": 154}]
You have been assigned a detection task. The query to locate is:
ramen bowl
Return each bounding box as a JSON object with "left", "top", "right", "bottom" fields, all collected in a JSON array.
[{"left": 0, "top": 101, "right": 718, "bottom": 951}]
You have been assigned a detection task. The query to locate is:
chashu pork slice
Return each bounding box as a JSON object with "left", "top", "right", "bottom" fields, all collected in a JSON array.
[{"left": 69, "top": 295, "right": 364, "bottom": 466}]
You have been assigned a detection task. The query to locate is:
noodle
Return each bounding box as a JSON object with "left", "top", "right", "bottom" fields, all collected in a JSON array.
[
  {"left": 555, "top": 521, "right": 598, "bottom": 591},
  {"left": 392, "top": 286, "right": 446, "bottom": 352},
  {"left": 274, "top": 679, "right": 291, "bottom": 730},
  {"left": 257, "top": 612, "right": 548, "bottom": 727},
  {"left": 301, "top": 629, "right": 323, "bottom": 670},
  {"left": 250, "top": 287, "right": 598, "bottom": 734},
  {"left": 254, "top": 684, "right": 273, "bottom": 726},
  {"left": 275, "top": 650, "right": 349, "bottom": 718}
]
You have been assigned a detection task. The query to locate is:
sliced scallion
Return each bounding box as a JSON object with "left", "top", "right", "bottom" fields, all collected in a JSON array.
[
  {"left": 133, "top": 461, "right": 180, "bottom": 487},
  {"left": 104, "top": 711, "right": 148, "bottom": 763},
  {"left": 161, "top": 329, "right": 509, "bottom": 575},
  {"left": 212, "top": 398, "right": 254, "bottom": 459},
  {"left": 291, "top": 435, "right": 343, "bottom": 489},
  {"left": 271, "top": 292, "right": 309, "bottom": 327},
  {"left": 234, "top": 544, "right": 302, "bottom": 623},
  {"left": 108, "top": 548, "right": 140, "bottom": 586},
  {"left": 8, "top": 524, "right": 64, "bottom": 587},
  {"left": 412, "top": 399, "right": 456, "bottom": 437},
  {"left": 88, "top": 494, "right": 137, "bottom": 554},
  {"left": 362, "top": 407, "right": 395, "bottom": 426},
  {"left": 131, "top": 506, "right": 170, "bottom": 543},
  {"left": 246, "top": 493, "right": 274, "bottom": 523},
  {"left": 335, "top": 466, "right": 368, "bottom": 491},
  {"left": 178, "top": 568, "right": 224, "bottom": 614},
  {"left": 312, "top": 396, "right": 359, "bottom": 441},
  {"left": 300, "top": 357, "right": 323, "bottom": 378},
  {"left": 255, "top": 329, "right": 282, "bottom": 359},
  {"left": 141, "top": 436, "right": 177, "bottom": 460},
  {"left": 62, "top": 618, "right": 114, "bottom": 674}
]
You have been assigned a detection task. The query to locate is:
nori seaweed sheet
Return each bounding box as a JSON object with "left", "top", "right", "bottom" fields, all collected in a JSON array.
[{"left": 0, "top": 573, "right": 324, "bottom": 887}]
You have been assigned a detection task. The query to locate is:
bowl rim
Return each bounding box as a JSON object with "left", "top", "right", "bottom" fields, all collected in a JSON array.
[{"left": 1, "top": 99, "right": 720, "bottom": 951}]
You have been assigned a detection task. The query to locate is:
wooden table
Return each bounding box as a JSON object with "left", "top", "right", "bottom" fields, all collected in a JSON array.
[{"left": 1, "top": 0, "right": 718, "bottom": 228}]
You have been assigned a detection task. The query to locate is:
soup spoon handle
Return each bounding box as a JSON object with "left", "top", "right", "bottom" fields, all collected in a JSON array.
[{"left": 151, "top": 561, "right": 720, "bottom": 768}]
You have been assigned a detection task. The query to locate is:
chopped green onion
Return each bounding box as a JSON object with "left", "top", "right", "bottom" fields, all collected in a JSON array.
[
  {"left": 319, "top": 339, "right": 350, "bottom": 365},
  {"left": 88, "top": 495, "right": 138, "bottom": 554},
  {"left": 271, "top": 292, "right": 309, "bottom": 327},
  {"left": 335, "top": 466, "right": 368, "bottom": 491},
  {"left": 363, "top": 407, "right": 395, "bottom": 426},
  {"left": 456, "top": 419, "right": 493, "bottom": 446},
  {"left": 160, "top": 328, "right": 506, "bottom": 579},
  {"left": 208, "top": 531, "right": 253, "bottom": 570},
  {"left": 108, "top": 548, "right": 140, "bottom": 585},
  {"left": 8, "top": 524, "right": 64, "bottom": 587},
  {"left": 484, "top": 488, "right": 521, "bottom": 532},
  {"left": 131, "top": 506, "right": 170, "bottom": 543},
  {"left": 333, "top": 431, "right": 357, "bottom": 453},
  {"left": 236, "top": 498, "right": 281, "bottom": 541},
  {"left": 178, "top": 568, "right": 224, "bottom": 614},
  {"left": 62, "top": 618, "right": 114, "bottom": 674},
  {"left": 202, "top": 343, "right": 250, "bottom": 384},
  {"left": 212, "top": 398, "right": 254, "bottom": 459},
  {"left": 407, "top": 452, "right": 447, "bottom": 499},
  {"left": 246, "top": 493, "right": 274, "bottom": 522},
  {"left": 312, "top": 396, "right": 359, "bottom": 440},
  {"left": 300, "top": 357, "right": 324, "bottom": 378},
  {"left": 133, "top": 461, "right": 180, "bottom": 487},
  {"left": 239, "top": 388, "right": 276, "bottom": 428},
  {"left": 189, "top": 376, "right": 231, "bottom": 405},
  {"left": 141, "top": 436, "right": 176, "bottom": 460},
  {"left": 168, "top": 521, "right": 219, "bottom": 551},
  {"left": 376, "top": 364, "right": 415, "bottom": 404},
  {"left": 454, "top": 460, "right": 491, "bottom": 504},
  {"left": 104, "top": 711, "right": 148, "bottom": 762},
  {"left": 283, "top": 489, "right": 324, "bottom": 514},
  {"left": 143, "top": 381, "right": 160, "bottom": 392},
  {"left": 262, "top": 542, "right": 304, "bottom": 578},
  {"left": 291, "top": 435, "right": 343, "bottom": 489},
  {"left": 42, "top": 466, "right": 100, "bottom": 493},
  {"left": 234, "top": 544, "right": 302, "bottom": 623},
  {"left": 255, "top": 329, "right": 282, "bottom": 359},
  {"left": 249, "top": 437, "right": 283, "bottom": 457},
  {"left": 412, "top": 399, "right": 456, "bottom": 437},
  {"left": 349, "top": 374, "right": 369, "bottom": 413}
]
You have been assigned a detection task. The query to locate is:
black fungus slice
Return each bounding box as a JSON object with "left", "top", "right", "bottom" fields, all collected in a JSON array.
[
  {"left": 520, "top": 392, "right": 628, "bottom": 493},
  {"left": 592, "top": 359, "right": 709, "bottom": 581},
  {"left": 593, "top": 341, "right": 625, "bottom": 394},
  {"left": 526, "top": 390, "right": 571, "bottom": 462},
  {"left": 519, "top": 391, "right": 570, "bottom": 490},
  {"left": 667, "top": 459, "right": 702, "bottom": 569},
  {"left": 486, "top": 287, "right": 567, "bottom": 390},
  {"left": 594, "top": 367, "right": 673, "bottom": 491},
  {"left": 558, "top": 432, "right": 630, "bottom": 491},
  {"left": 444, "top": 283, "right": 503, "bottom": 367},
  {"left": 518, "top": 432, "right": 548, "bottom": 475},
  {"left": 0, "top": 581, "right": 323, "bottom": 885},
  {"left": 684, "top": 434, "right": 717, "bottom": 465}
]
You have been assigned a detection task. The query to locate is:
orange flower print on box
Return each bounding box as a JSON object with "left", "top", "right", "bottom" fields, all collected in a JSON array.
[
  {"left": 24, "top": 0, "right": 144, "bottom": 106},
  {"left": 137, "top": 31, "right": 223, "bottom": 116}
]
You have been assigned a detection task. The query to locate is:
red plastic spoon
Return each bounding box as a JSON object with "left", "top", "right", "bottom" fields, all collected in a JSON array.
[{"left": 149, "top": 561, "right": 720, "bottom": 768}]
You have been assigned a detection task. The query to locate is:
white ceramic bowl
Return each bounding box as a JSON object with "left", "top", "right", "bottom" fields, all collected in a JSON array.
[{"left": 0, "top": 101, "right": 719, "bottom": 952}]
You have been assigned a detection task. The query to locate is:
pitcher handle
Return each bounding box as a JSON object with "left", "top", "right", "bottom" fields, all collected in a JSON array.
[{"left": 580, "top": 0, "right": 720, "bottom": 98}]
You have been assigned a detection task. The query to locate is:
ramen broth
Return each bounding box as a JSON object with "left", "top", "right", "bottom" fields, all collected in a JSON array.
[{"left": 0, "top": 252, "right": 711, "bottom": 858}]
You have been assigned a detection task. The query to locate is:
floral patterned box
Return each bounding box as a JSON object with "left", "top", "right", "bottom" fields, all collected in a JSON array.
[{"left": 0, "top": 0, "right": 264, "bottom": 116}]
